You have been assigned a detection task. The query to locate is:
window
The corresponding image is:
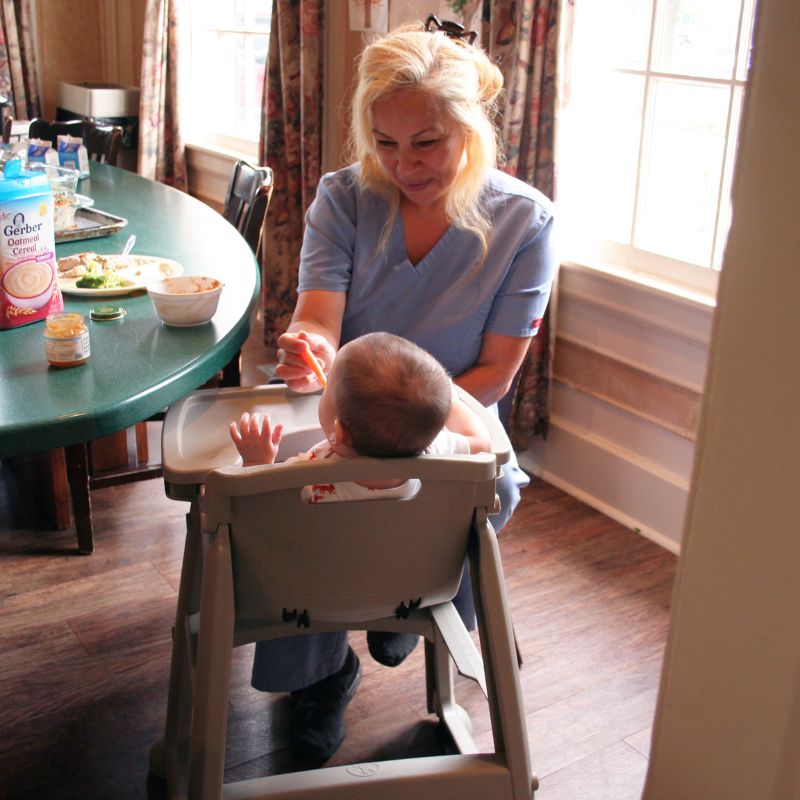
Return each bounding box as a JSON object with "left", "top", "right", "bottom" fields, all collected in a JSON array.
[
  {"left": 558, "top": 0, "right": 757, "bottom": 296},
  {"left": 184, "top": 1, "right": 272, "bottom": 155}
]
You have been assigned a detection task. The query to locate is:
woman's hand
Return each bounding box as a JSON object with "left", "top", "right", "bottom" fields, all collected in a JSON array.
[
  {"left": 276, "top": 331, "right": 336, "bottom": 392},
  {"left": 274, "top": 290, "right": 345, "bottom": 392},
  {"left": 229, "top": 412, "right": 283, "bottom": 466}
]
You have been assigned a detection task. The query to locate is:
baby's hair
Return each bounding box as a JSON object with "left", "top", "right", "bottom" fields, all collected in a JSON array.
[
  {"left": 334, "top": 332, "right": 452, "bottom": 458},
  {"left": 347, "top": 21, "right": 504, "bottom": 263}
]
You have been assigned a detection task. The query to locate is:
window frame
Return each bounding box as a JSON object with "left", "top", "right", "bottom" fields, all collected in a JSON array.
[{"left": 558, "top": 0, "right": 757, "bottom": 300}]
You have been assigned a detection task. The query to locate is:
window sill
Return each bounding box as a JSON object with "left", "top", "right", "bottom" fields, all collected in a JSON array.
[
  {"left": 560, "top": 258, "right": 717, "bottom": 311},
  {"left": 184, "top": 138, "right": 259, "bottom": 163}
]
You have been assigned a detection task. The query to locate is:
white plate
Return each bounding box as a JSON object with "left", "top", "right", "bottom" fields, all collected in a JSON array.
[{"left": 58, "top": 256, "right": 184, "bottom": 297}]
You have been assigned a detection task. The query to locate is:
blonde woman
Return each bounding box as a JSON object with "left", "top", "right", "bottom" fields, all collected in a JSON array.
[{"left": 258, "top": 17, "right": 556, "bottom": 763}]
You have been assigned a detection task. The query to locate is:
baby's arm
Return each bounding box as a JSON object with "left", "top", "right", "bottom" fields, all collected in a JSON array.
[
  {"left": 446, "top": 387, "right": 492, "bottom": 454},
  {"left": 229, "top": 411, "right": 284, "bottom": 466}
]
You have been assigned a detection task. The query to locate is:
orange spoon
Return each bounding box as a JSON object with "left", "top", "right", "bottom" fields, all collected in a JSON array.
[{"left": 300, "top": 348, "right": 327, "bottom": 387}]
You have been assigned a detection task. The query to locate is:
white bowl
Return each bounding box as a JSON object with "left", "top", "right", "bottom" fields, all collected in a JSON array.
[{"left": 147, "top": 275, "right": 223, "bottom": 326}]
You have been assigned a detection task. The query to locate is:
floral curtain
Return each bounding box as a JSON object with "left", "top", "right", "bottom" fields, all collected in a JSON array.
[
  {"left": 454, "top": 0, "right": 568, "bottom": 448},
  {"left": 138, "top": 0, "right": 187, "bottom": 190},
  {"left": 0, "top": 0, "right": 40, "bottom": 120},
  {"left": 259, "top": 0, "right": 324, "bottom": 349}
]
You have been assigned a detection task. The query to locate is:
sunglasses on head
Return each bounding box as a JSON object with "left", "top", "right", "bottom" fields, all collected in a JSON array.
[{"left": 424, "top": 14, "right": 478, "bottom": 45}]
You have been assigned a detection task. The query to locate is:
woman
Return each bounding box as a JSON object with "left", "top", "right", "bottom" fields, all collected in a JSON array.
[{"left": 256, "top": 19, "right": 556, "bottom": 762}]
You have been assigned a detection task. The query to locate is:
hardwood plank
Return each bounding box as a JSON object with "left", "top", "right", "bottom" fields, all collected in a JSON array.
[
  {"left": 536, "top": 740, "right": 650, "bottom": 800},
  {"left": 625, "top": 726, "right": 654, "bottom": 759}
]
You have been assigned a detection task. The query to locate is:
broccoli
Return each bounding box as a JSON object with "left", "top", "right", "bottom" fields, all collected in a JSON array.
[{"left": 75, "top": 272, "right": 133, "bottom": 289}]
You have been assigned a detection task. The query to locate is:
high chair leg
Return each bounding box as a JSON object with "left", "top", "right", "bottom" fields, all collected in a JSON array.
[
  {"left": 472, "top": 510, "right": 536, "bottom": 800},
  {"left": 428, "top": 624, "right": 478, "bottom": 755},
  {"left": 153, "top": 501, "right": 204, "bottom": 798},
  {"left": 188, "top": 525, "right": 236, "bottom": 800}
]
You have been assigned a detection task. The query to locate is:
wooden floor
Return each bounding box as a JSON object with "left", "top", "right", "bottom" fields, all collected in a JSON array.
[{"left": 0, "top": 324, "right": 677, "bottom": 799}]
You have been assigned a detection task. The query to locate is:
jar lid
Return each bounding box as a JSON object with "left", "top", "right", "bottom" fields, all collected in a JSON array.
[{"left": 90, "top": 305, "right": 126, "bottom": 321}]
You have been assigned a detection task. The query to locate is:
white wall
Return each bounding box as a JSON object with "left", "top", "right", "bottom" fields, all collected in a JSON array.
[
  {"left": 643, "top": 0, "right": 800, "bottom": 794},
  {"left": 521, "top": 264, "right": 714, "bottom": 554}
]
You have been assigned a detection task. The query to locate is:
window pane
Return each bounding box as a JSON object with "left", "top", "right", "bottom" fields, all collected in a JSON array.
[
  {"left": 560, "top": 72, "right": 644, "bottom": 247},
  {"left": 652, "top": 0, "right": 742, "bottom": 78},
  {"left": 571, "top": 0, "right": 652, "bottom": 71},
  {"left": 635, "top": 78, "right": 730, "bottom": 265},
  {"left": 186, "top": 0, "right": 271, "bottom": 146},
  {"left": 216, "top": 0, "right": 266, "bottom": 30},
  {"left": 608, "top": 0, "right": 653, "bottom": 70},
  {"left": 212, "top": 32, "right": 268, "bottom": 141}
]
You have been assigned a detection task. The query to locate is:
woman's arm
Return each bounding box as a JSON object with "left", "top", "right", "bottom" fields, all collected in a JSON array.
[
  {"left": 445, "top": 386, "right": 492, "bottom": 453},
  {"left": 453, "top": 331, "right": 532, "bottom": 406},
  {"left": 275, "top": 290, "right": 347, "bottom": 391}
]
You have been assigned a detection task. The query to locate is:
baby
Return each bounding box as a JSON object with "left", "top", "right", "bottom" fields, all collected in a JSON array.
[{"left": 229, "top": 331, "right": 491, "bottom": 502}]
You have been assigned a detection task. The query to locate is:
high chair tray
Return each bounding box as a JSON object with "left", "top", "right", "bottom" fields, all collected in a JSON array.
[
  {"left": 161, "top": 384, "right": 322, "bottom": 487},
  {"left": 161, "top": 383, "right": 511, "bottom": 488}
]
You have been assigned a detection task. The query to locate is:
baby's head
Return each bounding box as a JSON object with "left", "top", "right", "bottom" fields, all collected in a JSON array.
[{"left": 322, "top": 332, "right": 452, "bottom": 458}]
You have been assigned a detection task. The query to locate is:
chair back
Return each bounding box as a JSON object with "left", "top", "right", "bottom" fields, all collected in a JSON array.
[
  {"left": 27, "top": 119, "right": 123, "bottom": 166},
  {"left": 82, "top": 122, "right": 123, "bottom": 165},
  {"left": 223, "top": 159, "right": 273, "bottom": 256},
  {"left": 203, "top": 450, "right": 497, "bottom": 624}
]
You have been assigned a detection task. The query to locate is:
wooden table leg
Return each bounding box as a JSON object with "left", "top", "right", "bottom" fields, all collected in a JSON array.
[
  {"left": 65, "top": 442, "right": 93, "bottom": 554},
  {"left": 220, "top": 352, "right": 241, "bottom": 388}
]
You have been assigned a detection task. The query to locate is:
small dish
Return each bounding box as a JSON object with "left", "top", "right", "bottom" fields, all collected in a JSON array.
[{"left": 147, "top": 275, "right": 223, "bottom": 326}]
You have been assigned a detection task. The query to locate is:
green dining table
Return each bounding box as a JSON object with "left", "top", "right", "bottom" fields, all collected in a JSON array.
[{"left": 0, "top": 161, "right": 261, "bottom": 552}]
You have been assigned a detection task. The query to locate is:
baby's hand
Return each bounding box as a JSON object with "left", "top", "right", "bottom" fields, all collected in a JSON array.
[{"left": 229, "top": 411, "right": 284, "bottom": 466}]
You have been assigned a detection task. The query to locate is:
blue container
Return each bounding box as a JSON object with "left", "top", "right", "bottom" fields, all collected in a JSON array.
[{"left": 0, "top": 158, "right": 61, "bottom": 329}]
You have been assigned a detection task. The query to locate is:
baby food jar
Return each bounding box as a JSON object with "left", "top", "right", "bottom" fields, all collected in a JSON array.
[{"left": 44, "top": 311, "right": 90, "bottom": 367}]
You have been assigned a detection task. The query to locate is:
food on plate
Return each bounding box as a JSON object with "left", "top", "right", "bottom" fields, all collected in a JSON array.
[{"left": 57, "top": 252, "right": 181, "bottom": 287}]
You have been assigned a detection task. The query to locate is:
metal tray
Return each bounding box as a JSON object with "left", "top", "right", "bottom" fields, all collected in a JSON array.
[{"left": 55, "top": 207, "right": 128, "bottom": 243}]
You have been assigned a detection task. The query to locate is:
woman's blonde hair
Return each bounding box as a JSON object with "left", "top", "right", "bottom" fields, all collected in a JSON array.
[{"left": 347, "top": 22, "right": 504, "bottom": 260}]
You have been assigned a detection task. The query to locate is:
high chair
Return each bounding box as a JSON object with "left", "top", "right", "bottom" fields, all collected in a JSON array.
[{"left": 150, "top": 384, "right": 535, "bottom": 799}]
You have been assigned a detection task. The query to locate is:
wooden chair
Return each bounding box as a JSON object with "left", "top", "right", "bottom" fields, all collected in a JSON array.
[
  {"left": 0, "top": 94, "right": 11, "bottom": 144},
  {"left": 223, "top": 159, "right": 274, "bottom": 258},
  {"left": 151, "top": 385, "right": 534, "bottom": 800},
  {"left": 214, "top": 160, "right": 273, "bottom": 387},
  {"left": 28, "top": 118, "right": 123, "bottom": 166}
]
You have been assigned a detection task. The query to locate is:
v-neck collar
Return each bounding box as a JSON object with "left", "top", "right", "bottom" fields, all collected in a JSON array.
[{"left": 394, "top": 212, "right": 457, "bottom": 273}]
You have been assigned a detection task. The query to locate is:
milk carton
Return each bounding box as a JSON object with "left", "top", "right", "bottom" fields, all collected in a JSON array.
[
  {"left": 57, "top": 135, "right": 90, "bottom": 173},
  {"left": 0, "top": 159, "right": 62, "bottom": 329},
  {"left": 27, "top": 138, "right": 60, "bottom": 166}
]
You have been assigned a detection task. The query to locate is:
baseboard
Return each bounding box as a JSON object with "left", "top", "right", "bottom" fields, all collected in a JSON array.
[{"left": 519, "top": 417, "right": 687, "bottom": 554}]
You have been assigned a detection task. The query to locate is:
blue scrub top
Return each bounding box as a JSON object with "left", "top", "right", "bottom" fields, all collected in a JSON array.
[{"left": 298, "top": 164, "right": 556, "bottom": 378}]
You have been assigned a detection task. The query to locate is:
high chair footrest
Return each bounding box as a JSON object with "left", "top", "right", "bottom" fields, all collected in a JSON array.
[{"left": 220, "top": 754, "right": 517, "bottom": 800}]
